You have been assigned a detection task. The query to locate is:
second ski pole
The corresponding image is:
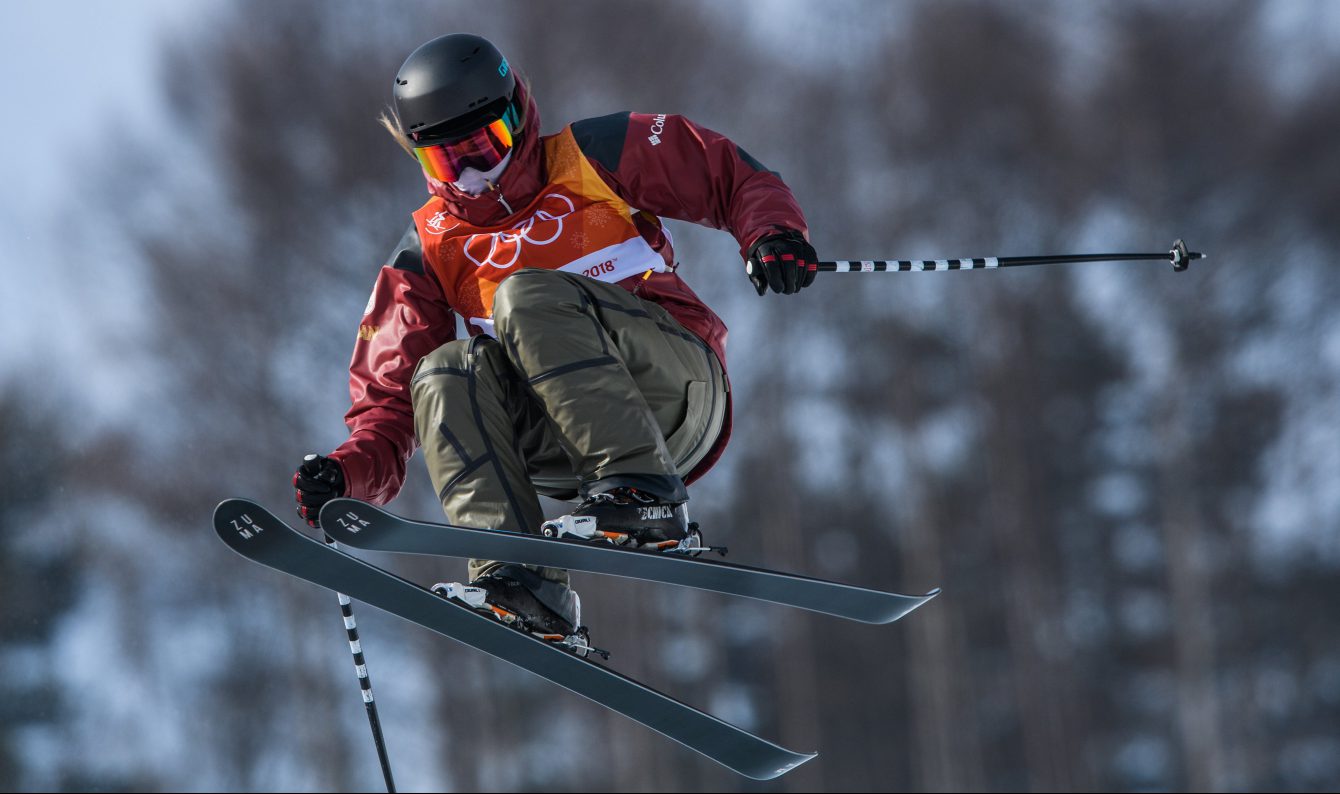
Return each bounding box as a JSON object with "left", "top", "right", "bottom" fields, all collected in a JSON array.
[
  {"left": 323, "top": 532, "right": 397, "bottom": 793},
  {"left": 812, "top": 239, "right": 1203, "bottom": 274}
]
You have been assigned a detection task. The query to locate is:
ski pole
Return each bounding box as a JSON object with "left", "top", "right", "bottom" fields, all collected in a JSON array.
[
  {"left": 323, "top": 533, "right": 397, "bottom": 793},
  {"left": 816, "top": 238, "right": 1203, "bottom": 273}
]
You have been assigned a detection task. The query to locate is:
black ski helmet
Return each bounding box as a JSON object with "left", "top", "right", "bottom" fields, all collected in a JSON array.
[{"left": 393, "top": 34, "right": 516, "bottom": 142}]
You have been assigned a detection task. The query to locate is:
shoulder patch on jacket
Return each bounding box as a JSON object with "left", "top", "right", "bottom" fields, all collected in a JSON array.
[
  {"left": 571, "top": 112, "right": 632, "bottom": 173},
  {"left": 384, "top": 222, "right": 423, "bottom": 274}
]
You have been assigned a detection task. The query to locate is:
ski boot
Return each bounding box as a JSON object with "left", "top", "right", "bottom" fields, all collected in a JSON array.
[
  {"left": 541, "top": 487, "right": 724, "bottom": 556},
  {"left": 432, "top": 564, "right": 608, "bottom": 659}
]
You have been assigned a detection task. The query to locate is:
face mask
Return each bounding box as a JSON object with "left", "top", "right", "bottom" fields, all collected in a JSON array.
[{"left": 450, "top": 151, "right": 513, "bottom": 196}]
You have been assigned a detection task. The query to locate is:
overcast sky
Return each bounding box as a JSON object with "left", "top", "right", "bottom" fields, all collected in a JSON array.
[
  {"left": 2, "top": 0, "right": 197, "bottom": 211},
  {"left": 0, "top": 1, "right": 201, "bottom": 413}
]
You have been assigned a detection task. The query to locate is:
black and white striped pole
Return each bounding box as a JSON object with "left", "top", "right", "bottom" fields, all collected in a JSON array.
[
  {"left": 323, "top": 534, "right": 397, "bottom": 793},
  {"left": 816, "top": 239, "right": 1203, "bottom": 273}
]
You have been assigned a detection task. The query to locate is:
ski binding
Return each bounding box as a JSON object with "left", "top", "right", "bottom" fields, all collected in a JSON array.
[
  {"left": 430, "top": 581, "right": 610, "bottom": 660},
  {"left": 541, "top": 516, "right": 727, "bottom": 557}
]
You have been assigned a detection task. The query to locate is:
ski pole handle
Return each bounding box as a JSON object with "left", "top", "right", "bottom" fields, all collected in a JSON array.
[{"left": 818, "top": 239, "right": 1203, "bottom": 273}]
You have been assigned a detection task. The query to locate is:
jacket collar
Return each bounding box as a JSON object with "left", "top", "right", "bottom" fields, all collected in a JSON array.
[{"left": 424, "top": 81, "right": 544, "bottom": 227}]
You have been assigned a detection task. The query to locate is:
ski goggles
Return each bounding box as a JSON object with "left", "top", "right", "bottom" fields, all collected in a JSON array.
[{"left": 413, "top": 117, "right": 514, "bottom": 184}]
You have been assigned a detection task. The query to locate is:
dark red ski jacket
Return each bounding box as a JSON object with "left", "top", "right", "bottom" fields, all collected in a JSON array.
[{"left": 330, "top": 84, "right": 809, "bottom": 504}]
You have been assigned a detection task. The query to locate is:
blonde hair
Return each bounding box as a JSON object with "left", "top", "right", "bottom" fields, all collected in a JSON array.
[
  {"left": 378, "top": 109, "right": 417, "bottom": 157},
  {"left": 379, "top": 74, "right": 531, "bottom": 159}
]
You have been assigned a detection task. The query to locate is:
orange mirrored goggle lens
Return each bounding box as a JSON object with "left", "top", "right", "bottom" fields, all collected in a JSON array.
[{"left": 413, "top": 118, "right": 514, "bottom": 183}]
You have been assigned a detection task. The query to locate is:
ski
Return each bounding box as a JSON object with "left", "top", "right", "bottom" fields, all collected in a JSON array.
[
  {"left": 214, "top": 498, "right": 815, "bottom": 780},
  {"left": 320, "top": 497, "right": 939, "bottom": 624}
]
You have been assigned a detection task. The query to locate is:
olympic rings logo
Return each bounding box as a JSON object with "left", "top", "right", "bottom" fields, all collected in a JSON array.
[{"left": 459, "top": 193, "right": 576, "bottom": 269}]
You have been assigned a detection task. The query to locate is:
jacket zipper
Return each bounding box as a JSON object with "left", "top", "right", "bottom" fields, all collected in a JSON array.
[{"left": 486, "top": 180, "right": 514, "bottom": 216}]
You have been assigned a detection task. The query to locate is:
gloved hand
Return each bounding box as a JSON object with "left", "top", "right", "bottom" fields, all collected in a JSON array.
[
  {"left": 746, "top": 231, "right": 818, "bottom": 296},
  {"left": 293, "top": 453, "right": 345, "bottom": 529}
]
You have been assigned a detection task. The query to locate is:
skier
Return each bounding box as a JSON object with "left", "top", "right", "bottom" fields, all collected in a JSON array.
[{"left": 294, "top": 33, "right": 816, "bottom": 644}]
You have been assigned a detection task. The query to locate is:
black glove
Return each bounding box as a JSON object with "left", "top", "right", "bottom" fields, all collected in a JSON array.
[
  {"left": 746, "top": 231, "right": 818, "bottom": 296},
  {"left": 293, "top": 453, "right": 345, "bottom": 529}
]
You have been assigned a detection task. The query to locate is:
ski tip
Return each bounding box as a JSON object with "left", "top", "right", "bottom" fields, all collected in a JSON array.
[
  {"left": 868, "top": 587, "right": 942, "bottom": 625},
  {"left": 215, "top": 496, "right": 253, "bottom": 508},
  {"left": 213, "top": 497, "right": 255, "bottom": 524},
  {"left": 320, "top": 497, "right": 381, "bottom": 529},
  {"left": 747, "top": 750, "right": 818, "bottom": 780},
  {"left": 909, "top": 587, "right": 943, "bottom": 612},
  {"left": 212, "top": 498, "right": 292, "bottom": 555}
]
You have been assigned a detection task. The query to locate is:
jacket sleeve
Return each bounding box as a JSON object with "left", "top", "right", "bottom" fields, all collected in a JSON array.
[
  {"left": 570, "top": 112, "right": 809, "bottom": 258},
  {"left": 328, "top": 223, "right": 456, "bottom": 505}
]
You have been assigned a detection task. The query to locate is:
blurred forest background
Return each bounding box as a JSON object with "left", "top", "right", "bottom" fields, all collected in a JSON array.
[{"left": 4, "top": 0, "right": 1340, "bottom": 791}]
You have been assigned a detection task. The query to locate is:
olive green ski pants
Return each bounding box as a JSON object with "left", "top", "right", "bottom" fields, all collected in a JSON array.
[{"left": 410, "top": 268, "right": 727, "bottom": 586}]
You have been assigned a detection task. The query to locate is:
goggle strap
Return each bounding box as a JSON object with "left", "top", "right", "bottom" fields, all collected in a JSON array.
[{"left": 501, "top": 101, "right": 520, "bottom": 130}]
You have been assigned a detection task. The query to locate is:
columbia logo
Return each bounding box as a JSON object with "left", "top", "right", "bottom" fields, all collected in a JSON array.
[
  {"left": 638, "top": 505, "right": 674, "bottom": 520},
  {"left": 647, "top": 114, "right": 667, "bottom": 146}
]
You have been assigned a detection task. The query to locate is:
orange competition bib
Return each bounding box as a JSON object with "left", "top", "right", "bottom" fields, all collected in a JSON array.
[{"left": 412, "top": 127, "right": 667, "bottom": 337}]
